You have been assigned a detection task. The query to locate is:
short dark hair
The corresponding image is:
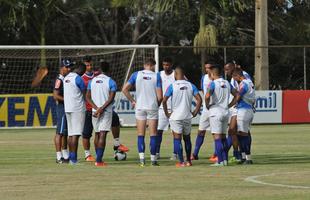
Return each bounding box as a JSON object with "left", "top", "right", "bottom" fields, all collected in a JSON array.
[
  {"left": 145, "top": 58, "right": 156, "bottom": 66},
  {"left": 74, "top": 62, "right": 86, "bottom": 76},
  {"left": 83, "top": 55, "right": 92, "bottom": 62},
  {"left": 205, "top": 59, "right": 216, "bottom": 65},
  {"left": 232, "top": 68, "right": 244, "bottom": 77},
  {"left": 100, "top": 61, "right": 110, "bottom": 73},
  {"left": 162, "top": 57, "right": 173, "bottom": 64},
  {"left": 209, "top": 64, "right": 222, "bottom": 75}
]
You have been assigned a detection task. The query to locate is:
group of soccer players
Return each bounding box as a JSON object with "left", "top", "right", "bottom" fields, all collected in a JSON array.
[
  {"left": 53, "top": 55, "right": 255, "bottom": 167},
  {"left": 53, "top": 56, "right": 128, "bottom": 166}
]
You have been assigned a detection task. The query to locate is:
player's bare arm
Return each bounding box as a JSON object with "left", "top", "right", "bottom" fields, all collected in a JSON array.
[
  {"left": 192, "top": 93, "right": 202, "bottom": 117},
  {"left": 86, "top": 90, "right": 98, "bottom": 111},
  {"left": 122, "top": 83, "right": 136, "bottom": 107},
  {"left": 228, "top": 88, "right": 239, "bottom": 108},
  {"left": 96, "top": 91, "right": 116, "bottom": 116},
  {"left": 162, "top": 96, "right": 171, "bottom": 118},
  {"left": 205, "top": 92, "right": 211, "bottom": 110},
  {"left": 53, "top": 89, "right": 64, "bottom": 102},
  {"left": 156, "top": 88, "right": 163, "bottom": 106}
]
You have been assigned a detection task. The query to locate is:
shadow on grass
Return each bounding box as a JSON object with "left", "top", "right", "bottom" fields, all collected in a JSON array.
[{"left": 253, "top": 154, "right": 310, "bottom": 165}]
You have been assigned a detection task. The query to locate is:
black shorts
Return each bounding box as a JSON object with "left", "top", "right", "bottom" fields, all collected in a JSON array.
[
  {"left": 82, "top": 110, "right": 93, "bottom": 139},
  {"left": 112, "top": 111, "right": 120, "bottom": 127},
  {"left": 56, "top": 104, "right": 68, "bottom": 136}
]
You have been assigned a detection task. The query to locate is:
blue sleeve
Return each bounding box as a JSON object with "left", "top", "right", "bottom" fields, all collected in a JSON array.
[
  {"left": 75, "top": 76, "right": 85, "bottom": 91},
  {"left": 200, "top": 75, "right": 204, "bottom": 90},
  {"left": 127, "top": 72, "right": 138, "bottom": 85},
  {"left": 230, "top": 83, "right": 234, "bottom": 91},
  {"left": 156, "top": 73, "right": 162, "bottom": 88},
  {"left": 239, "top": 82, "right": 248, "bottom": 97},
  {"left": 109, "top": 79, "right": 117, "bottom": 92},
  {"left": 207, "top": 81, "right": 215, "bottom": 95},
  {"left": 87, "top": 80, "right": 92, "bottom": 90},
  {"left": 191, "top": 84, "right": 199, "bottom": 96},
  {"left": 164, "top": 84, "right": 173, "bottom": 97},
  {"left": 243, "top": 71, "right": 252, "bottom": 80}
]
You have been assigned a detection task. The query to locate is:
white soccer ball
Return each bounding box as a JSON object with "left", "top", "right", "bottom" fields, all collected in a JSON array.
[{"left": 114, "top": 150, "right": 127, "bottom": 161}]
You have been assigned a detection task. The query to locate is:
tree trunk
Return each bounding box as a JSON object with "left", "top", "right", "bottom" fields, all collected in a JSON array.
[
  {"left": 40, "top": 22, "right": 46, "bottom": 67},
  {"left": 132, "top": 0, "right": 143, "bottom": 44},
  {"left": 200, "top": 2, "right": 206, "bottom": 72},
  {"left": 255, "top": 0, "right": 269, "bottom": 90}
]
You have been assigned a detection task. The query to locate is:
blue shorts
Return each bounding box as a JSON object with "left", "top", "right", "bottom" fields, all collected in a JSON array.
[
  {"left": 56, "top": 104, "right": 68, "bottom": 136},
  {"left": 82, "top": 110, "right": 93, "bottom": 139}
]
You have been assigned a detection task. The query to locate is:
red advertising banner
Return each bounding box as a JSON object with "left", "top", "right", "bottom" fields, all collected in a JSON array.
[{"left": 282, "top": 90, "right": 310, "bottom": 123}]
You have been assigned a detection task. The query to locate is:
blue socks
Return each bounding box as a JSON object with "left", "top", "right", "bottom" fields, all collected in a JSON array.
[
  {"left": 96, "top": 148, "right": 104, "bottom": 163},
  {"left": 193, "top": 134, "right": 205, "bottom": 156},
  {"left": 150, "top": 136, "right": 157, "bottom": 156},
  {"left": 227, "top": 135, "right": 233, "bottom": 152},
  {"left": 214, "top": 139, "right": 224, "bottom": 163},
  {"left": 221, "top": 138, "right": 228, "bottom": 162},
  {"left": 156, "top": 131, "right": 163, "bottom": 154},
  {"left": 137, "top": 136, "right": 145, "bottom": 153},
  {"left": 174, "top": 138, "right": 184, "bottom": 163},
  {"left": 69, "top": 152, "right": 77, "bottom": 163},
  {"left": 183, "top": 135, "right": 192, "bottom": 161}
]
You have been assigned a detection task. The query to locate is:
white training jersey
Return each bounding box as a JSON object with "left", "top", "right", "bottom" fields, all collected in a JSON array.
[
  {"left": 229, "top": 70, "right": 252, "bottom": 103},
  {"left": 128, "top": 69, "right": 162, "bottom": 110},
  {"left": 87, "top": 74, "right": 117, "bottom": 113},
  {"left": 159, "top": 70, "right": 175, "bottom": 109},
  {"left": 207, "top": 78, "right": 232, "bottom": 111},
  {"left": 237, "top": 79, "right": 256, "bottom": 110},
  {"left": 64, "top": 72, "right": 86, "bottom": 112},
  {"left": 201, "top": 74, "right": 211, "bottom": 111},
  {"left": 165, "top": 80, "right": 199, "bottom": 120}
]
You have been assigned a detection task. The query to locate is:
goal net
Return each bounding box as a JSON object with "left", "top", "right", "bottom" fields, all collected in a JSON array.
[{"left": 0, "top": 45, "right": 159, "bottom": 94}]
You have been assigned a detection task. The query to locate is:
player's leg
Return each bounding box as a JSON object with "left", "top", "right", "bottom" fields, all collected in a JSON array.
[
  {"left": 136, "top": 110, "right": 147, "bottom": 166},
  {"left": 182, "top": 119, "right": 192, "bottom": 166},
  {"left": 192, "top": 111, "right": 208, "bottom": 160},
  {"left": 237, "top": 109, "right": 253, "bottom": 164},
  {"left": 82, "top": 111, "right": 95, "bottom": 161},
  {"left": 111, "top": 111, "right": 129, "bottom": 152},
  {"left": 54, "top": 133, "right": 63, "bottom": 163},
  {"left": 228, "top": 114, "right": 241, "bottom": 164},
  {"left": 170, "top": 120, "right": 185, "bottom": 167},
  {"left": 148, "top": 110, "right": 159, "bottom": 166},
  {"left": 61, "top": 114, "right": 69, "bottom": 162},
  {"left": 157, "top": 109, "right": 169, "bottom": 159},
  {"left": 55, "top": 105, "right": 65, "bottom": 163},
  {"left": 95, "top": 131, "right": 108, "bottom": 166}
]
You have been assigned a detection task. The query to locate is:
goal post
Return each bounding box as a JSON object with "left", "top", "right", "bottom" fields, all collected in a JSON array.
[{"left": 0, "top": 45, "right": 159, "bottom": 128}]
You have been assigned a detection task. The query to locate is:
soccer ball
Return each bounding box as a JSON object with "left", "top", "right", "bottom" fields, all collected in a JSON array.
[{"left": 114, "top": 150, "right": 127, "bottom": 161}]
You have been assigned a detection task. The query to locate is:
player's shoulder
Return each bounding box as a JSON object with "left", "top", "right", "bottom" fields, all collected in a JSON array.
[{"left": 57, "top": 74, "right": 64, "bottom": 81}]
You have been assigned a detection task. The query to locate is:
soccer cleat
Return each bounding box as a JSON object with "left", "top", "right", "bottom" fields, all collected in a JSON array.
[
  {"left": 85, "top": 155, "right": 96, "bottom": 162},
  {"left": 151, "top": 161, "right": 160, "bottom": 166},
  {"left": 62, "top": 158, "right": 69, "bottom": 164},
  {"left": 229, "top": 157, "right": 241, "bottom": 165},
  {"left": 56, "top": 159, "right": 63, "bottom": 164},
  {"left": 139, "top": 159, "right": 146, "bottom": 167},
  {"left": 190, "top": 154, "right": 199, "bottom": 160},
  {"left": 210, "top": 162, "right": 224, "bottom": 167},
  {"left": 243, "top": 160, "right": 253, "bottom": 165},
  {"left": 175, "top": 162, "right": 186, "bottom": 168},
  {"left": 185, "top": 161, "right": 193, "bottom": 167},
  {"left": 170, "top": 153, "right": 178, "bottom": 161},
  {"left": 209, "top": 155, "right": 218, "bottom": 163},
  {"left": 115, "top": 144, "right": 129, "bottom": 152},
  {"left": 95, "top": 162, "right": 107, "bottom": 167}
]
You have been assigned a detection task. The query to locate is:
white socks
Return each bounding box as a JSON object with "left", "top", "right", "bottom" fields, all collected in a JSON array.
[
  {"left": 139, "top": 153, "right": 145, "bottom": 160},
  {"left": 114, "top": 138, "right": 121, "bottom": 147},
  {"left": 85, "top": 150, "right": 91, "bottom": 158},
  {"left": 62, "top": 149, "right": 69, "bottom": 159},
  {"left": 56, "top": 152, "right": 62, "bottom": 160}
]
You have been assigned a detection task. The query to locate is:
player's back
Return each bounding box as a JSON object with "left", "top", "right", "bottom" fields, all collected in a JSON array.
[
  {"left": 131, "top": 69, "right": 161, "bottom": 110},
  {"left": 209, "top": 78, "right": 231, "bottom": 110},
  {"left": 64, "top": 72, "right": 85, "bottom": 113},
  {"left": 168, "top": 80, "right": 198, "bottom": 120},
  {"left": 237, "top": 79, "right": 255, "bottom": 109},
  {"left": 89, "top": 74, "right": 116, "bottom": 113}
]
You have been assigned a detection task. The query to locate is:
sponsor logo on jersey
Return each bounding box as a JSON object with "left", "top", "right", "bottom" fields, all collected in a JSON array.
[
  {"left": 180, "top": 86, "right": 188, "bottom": 90},
  {"left": 65, "top": 80, "right": 70, "bottom": 83},
  {"left": 96, "top": 80, "right": 103, "bottom": 83},
  {"left": 143, "top": 76, "right": 151, "bottom": 80}
]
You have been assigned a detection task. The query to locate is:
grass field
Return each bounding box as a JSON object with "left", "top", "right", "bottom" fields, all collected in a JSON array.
[{"left": 0, "top": 124, "right": 310, "bottom": 200}]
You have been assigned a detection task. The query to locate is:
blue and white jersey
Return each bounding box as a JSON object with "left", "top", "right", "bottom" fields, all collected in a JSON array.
[
  {"left": 128, "top": 69, "right": 162, "bottom": 110},
  {"left": 230, "top": 70, "right": 252, "bottom": 90},
  {"left": 88, "top": 74, "right": 117, "bottom": 113},
  {"left": 165, "top": 80, "right": 199, "bottom": 120},
  {"left": 64, "top": 72, "right": 86, "bottom": 112},
  {"left": 159, "top": 70, "right": 175, "bottom": 110},
  {"left": 237, "top": 79, "right": 255, "bottom": 109},
  {"left": 201, "top": 74, "right": 211, "bottom": 111},
  {"left": 207, "top": 78, "right": 232, "bottom": 110}
]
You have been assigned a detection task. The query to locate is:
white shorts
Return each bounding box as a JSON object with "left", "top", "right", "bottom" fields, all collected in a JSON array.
[
  {"left": 198, "top": 110, "right": 210, "bottom": 131},
  {"left": 92, "top": 112, "right": 112, "bottom": 133},
  {"left": 237, "top": 109, "right": 254, "bottom": 133},
  {"left": 66, "top": 111, "right": 85, "bottom": 136},
  {"left": 209, "top": 109, "right": 229, "bottom": 134},
  {"left": 169, "top": 119, "right": 192, "bottom": 135},
  {"left": 135, "top": 109, "right": 158, "bottom": 120},
  {"left": 158, "top": 108, "right": 170, "bottom": 131},
  {"left": 228, "top": 107, "right": 238, "bottom": 122}
]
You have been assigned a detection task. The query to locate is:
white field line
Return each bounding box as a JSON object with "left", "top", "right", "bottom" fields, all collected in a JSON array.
[{"left": 244, "top": 172, "right": 310, "bottom": 189}]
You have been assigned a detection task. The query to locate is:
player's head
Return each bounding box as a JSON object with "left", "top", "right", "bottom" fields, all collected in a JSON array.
[
  {"left": 162, "top": 57, "right": 173, "bottom": 73},
  {"left": 83, "top": 55, "right": 93, "bottom": 72},
  {"left": 232, "top": 67, "right": 244, "bottom": 83},
  {"left": 73, "top": 61, "right": 86, "bottom": 76},
  {"left": 204, "top": 60, "right": 216, "bottom": 75},
  {"left": 60, "top": 59, "right": 73, "bottom": 75},
  {"left": 100, "top": 60, "right": 110, "bottom": 73},
  {"left": 209, "top": 64, "right": 222, "bottom": 80},
  {"left": 174, "top": 65, "right": 186, "bottom": 80},
  {"left": 224, "top": 61, "right": 236, "bottom": 77},
  {"left": 144, "top": 58, "right": 156, "bottom": 71}
]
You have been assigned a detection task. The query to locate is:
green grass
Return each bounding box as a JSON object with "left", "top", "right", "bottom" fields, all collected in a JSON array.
[{"left": 0, "top": 124, "right": 310, "bottom": 200}]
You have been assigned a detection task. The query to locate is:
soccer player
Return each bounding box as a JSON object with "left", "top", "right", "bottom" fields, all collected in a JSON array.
[
  {"left": 163, "top": 66, "right": 202, "bottom": 167},
  {"left": 205, "top": 64, "right": 237, "bottom": 166},
  {"left": 86, "top": 61, "right": 117, "bottom": 167},
  {"left": 63, "top": 62, "right": 86, "bottom": 165},
  {"left": 231, "top": 68, "right": 255, "bottom": 164},
  {"left": 224, "top": 61, "right": 252, "bottom": 163},
  {"left": 53, "top": 59, "right": 70, "bottom": 163},
  {"left": 81, "top": 56, "right": 96, "bottom": 161},
  {"left": 191, "top": 61, "right": 212, "bottom": 161},
  {"left": 122, "top": 58, "right": 162, "bottom": 166},
  {"left": 157, "top": 57, "right": 175, "bottom": 160}
]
